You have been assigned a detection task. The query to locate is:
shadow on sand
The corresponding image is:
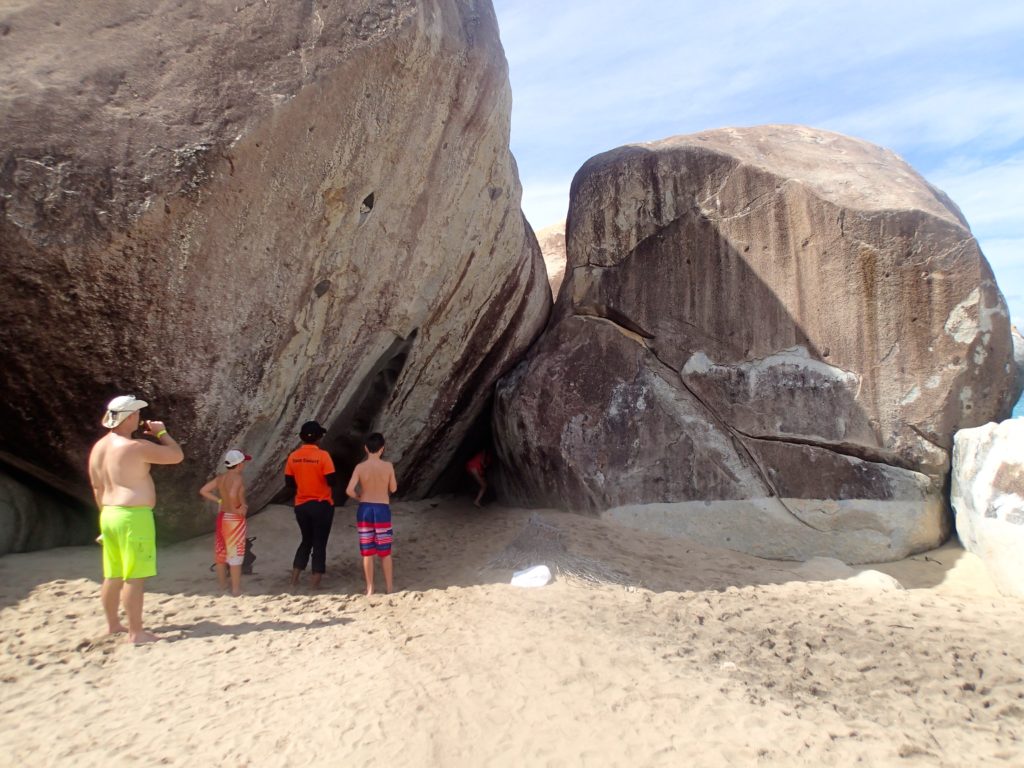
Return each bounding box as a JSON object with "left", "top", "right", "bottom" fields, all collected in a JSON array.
[
  {"left": 155, "top": 617, "right": 351, "bottom": 640},
  {"left": 0, "top": 502, "right": 990, "bottom": 617}
]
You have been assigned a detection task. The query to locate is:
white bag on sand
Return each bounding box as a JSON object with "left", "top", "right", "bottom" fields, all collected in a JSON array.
[{"left": 511, "top": 564, "right": 552, "bottom": 587}]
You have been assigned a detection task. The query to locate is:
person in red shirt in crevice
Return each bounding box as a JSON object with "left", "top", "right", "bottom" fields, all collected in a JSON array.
[
  {"left": 465, "top": 449, "right": 492, "bottom": 508},
  {"left": 284, "top": 420, "right": 336, "bottom": 589}
]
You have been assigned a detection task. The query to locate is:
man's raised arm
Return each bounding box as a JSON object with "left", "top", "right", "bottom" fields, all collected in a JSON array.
[{"left": 137, "top": 420, "right": 184, "bottom": 465}]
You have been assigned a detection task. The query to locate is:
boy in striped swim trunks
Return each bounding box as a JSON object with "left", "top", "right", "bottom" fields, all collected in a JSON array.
[
  {"left": 199, "top": 450, "right": 251, "bottom": 596},
  {"left": 345, "top": 433, "right": 398, "bottom": 595}
]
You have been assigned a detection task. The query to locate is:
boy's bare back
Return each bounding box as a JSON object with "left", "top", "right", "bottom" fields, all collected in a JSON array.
[
  {"left": 350, "top": 457, "right": 397, "bottom": 504},
  {"left": 216, "top": 472, "right": 247, "bottom": 515}
]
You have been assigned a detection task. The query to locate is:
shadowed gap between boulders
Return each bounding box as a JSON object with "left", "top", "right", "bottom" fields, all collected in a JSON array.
[
  {"left": 429, "top": 393, "right": 495, "bottom": 501},
  {"left": 275, "top": 330, "right": 419, "bottom": 508}
]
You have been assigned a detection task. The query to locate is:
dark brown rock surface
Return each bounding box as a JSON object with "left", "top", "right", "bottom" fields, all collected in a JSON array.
[
  {"left": 494, "top": 126, "right": 1019, "bottom": 562},
  {"left": 0, "top": 0, "right": 550, "bottom": 542}
]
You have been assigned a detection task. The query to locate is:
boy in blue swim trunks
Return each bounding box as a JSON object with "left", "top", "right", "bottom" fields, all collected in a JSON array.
[{"left": 345, "top": 433, "right": 397, "bottom": 595}]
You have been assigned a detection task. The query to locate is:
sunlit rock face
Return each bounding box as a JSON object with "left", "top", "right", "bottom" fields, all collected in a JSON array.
[
  {"left": 535, "top": 221, "right": 567, "bottom": 297},
  {"left": 494, "top": 125, "right": 1019, "bottom": 563},
  {"left": 0, "top": 0, "right": 550, "bottom": 541},
  {"left": 952, "top": 420, "right": 1024, "bottom": 597}
]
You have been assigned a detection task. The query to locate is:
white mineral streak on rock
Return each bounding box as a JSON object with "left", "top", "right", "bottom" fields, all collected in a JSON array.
[
  {"left": 901, "top": 386, "right": 921, "bottom": 405},
  {"left": 960, "top": 387, "right": 974, "bottom": 410},
  {"left": 945, "top": 288, "right": 983, "bottom": 345},
  {"left": 682, "top": 351, "right": 714, "bottom": 375},
  {"left": 686, "top": 346, "right": 860, "bottom": 396}
]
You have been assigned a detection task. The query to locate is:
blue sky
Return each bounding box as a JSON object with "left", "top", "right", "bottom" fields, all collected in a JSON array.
[{"left": 493, "top": 0, "right": 1024, "bottom": 330}]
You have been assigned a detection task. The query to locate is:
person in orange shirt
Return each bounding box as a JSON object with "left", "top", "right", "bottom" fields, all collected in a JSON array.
[{"left": 284, "top": 421, "right": 336, "bottom": 589}]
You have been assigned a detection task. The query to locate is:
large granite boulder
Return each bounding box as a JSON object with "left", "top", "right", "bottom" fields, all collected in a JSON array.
[
  {"left": 0, "top": 0, "right": 550, "bottom": 542},
  {"left": 494, "top": 126, "right": 1020, "bottom": 563},
  {"left": 0, "top": 470, "right": 93, "bottom": 554},
  {"left": 952, "top": 420, "right": 1024, "bottom": 597}
]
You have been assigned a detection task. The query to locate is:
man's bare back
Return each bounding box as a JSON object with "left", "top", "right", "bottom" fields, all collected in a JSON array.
[{"left": 347, "top": 456, "right": 397, "bottom": 503}]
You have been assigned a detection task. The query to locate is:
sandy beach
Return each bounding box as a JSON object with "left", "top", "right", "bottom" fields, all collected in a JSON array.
[{"left": 2, "top": 499, "right": 1022, "bottom": 767}]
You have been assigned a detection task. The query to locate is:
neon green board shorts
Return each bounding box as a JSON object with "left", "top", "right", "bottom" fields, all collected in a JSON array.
[{"left": 100, "top": 505, "right": 157, "bottom": 580}]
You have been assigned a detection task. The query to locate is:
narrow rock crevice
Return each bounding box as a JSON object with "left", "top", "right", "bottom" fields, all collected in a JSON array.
[
  {"left": 572, "top": 305, "right": 654, "bottom": 339},
  {"left": 907, "top": 423, "right": 948, "bottom": 453},
  {"left": 733, "top": 429, "right": 923, "bottom": 474},
  {"left": 323, "top": 329, "right": 417, "bottom": 483}
]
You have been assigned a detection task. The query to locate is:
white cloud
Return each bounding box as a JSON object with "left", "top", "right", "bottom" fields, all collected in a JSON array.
[
  {"left": 929, "top": 154, "right": 1024, "bottom": 236},
  {"left": 497, "top": 0, "right": 1024, "bottom": 332},
  {"left": 822, "top": 82, "right": 1024, "bottom": 157}
]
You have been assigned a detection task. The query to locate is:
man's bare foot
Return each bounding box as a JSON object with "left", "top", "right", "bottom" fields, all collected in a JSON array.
[
  {"left": 107, "top": 624, "right": 129, "bottom": 635},
  {"left": 231, "top": 590, "right": 242, "bottom": 597},
  {"left": 289, "top": 568, "right": 300, "bottom": 587},
  {"left": 126, "top": 630, "right": 162, "bottom": 644},
  {"left": 310, "top": 574, "right": 323, "bottom": 589}
]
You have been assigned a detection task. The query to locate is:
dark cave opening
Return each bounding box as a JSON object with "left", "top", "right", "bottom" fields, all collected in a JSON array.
[{"left": 428, "top": 394, "right": 496, "bottom": 503}]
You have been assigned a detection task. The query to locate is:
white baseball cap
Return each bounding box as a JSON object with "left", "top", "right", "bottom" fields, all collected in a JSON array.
[
  {"left": 102, "top": 395, "right": 148, "bottom": 428},
  {"left": 223, "top": 449, "right": 252, "bottom": 468}
]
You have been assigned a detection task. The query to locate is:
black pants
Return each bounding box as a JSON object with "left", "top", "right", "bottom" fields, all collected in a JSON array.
[{"left": 293, "top": 500, "right": 335, "bottom": 574}]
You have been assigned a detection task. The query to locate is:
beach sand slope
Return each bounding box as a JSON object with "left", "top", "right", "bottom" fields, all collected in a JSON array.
[{"left": 1, "top": 501, "right": 1022, "bottom": 766}]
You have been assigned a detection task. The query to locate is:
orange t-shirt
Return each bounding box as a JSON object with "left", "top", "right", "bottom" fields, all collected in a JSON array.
[{"left": 284, "top": 444, "right": 336, "bottom": 505}]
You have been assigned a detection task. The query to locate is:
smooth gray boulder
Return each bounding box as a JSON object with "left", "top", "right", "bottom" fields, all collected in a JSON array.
[
  {"left": 952, "top": 420, "right": 1024, "bottom": 597},
  {"left": 495, "top": 125, "right": 1019, "bottom": 563},
  {"left": 0, "top": 470, "right": 93, "bottom": 554},
  {"left": 0, "top": 0, "right": 550, "bottom": 541}
]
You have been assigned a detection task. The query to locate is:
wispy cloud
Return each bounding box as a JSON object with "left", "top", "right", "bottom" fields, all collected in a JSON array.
[
  {"left": 495, "top": 0, "right": 1024, "bottom": 320},
  {"left": 929, "top": 153, "right": 1024, "bottom": 236}
]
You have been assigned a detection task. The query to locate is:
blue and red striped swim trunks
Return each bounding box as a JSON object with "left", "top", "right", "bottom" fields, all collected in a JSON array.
[{"left": 356, "top": 502, "right": 393, "bottom": 557}]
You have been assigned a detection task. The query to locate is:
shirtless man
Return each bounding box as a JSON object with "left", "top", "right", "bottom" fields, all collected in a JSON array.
[
  {"left": 88, "top": 395, "right": 184, "bottom": 643},
  {"left": 199, "top": 450, "right": 251, "bottom": 596},
  {"left": 345, "top": 433, "right": 398, "bottom": 595}
]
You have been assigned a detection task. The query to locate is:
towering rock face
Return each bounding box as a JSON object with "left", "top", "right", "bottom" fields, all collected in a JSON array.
[
  {"left": 494, "top": 126, "right": 1019, "bottom": 563},
  {"left": 0, "top": 0, "right": 550, "bottom": 543}
]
